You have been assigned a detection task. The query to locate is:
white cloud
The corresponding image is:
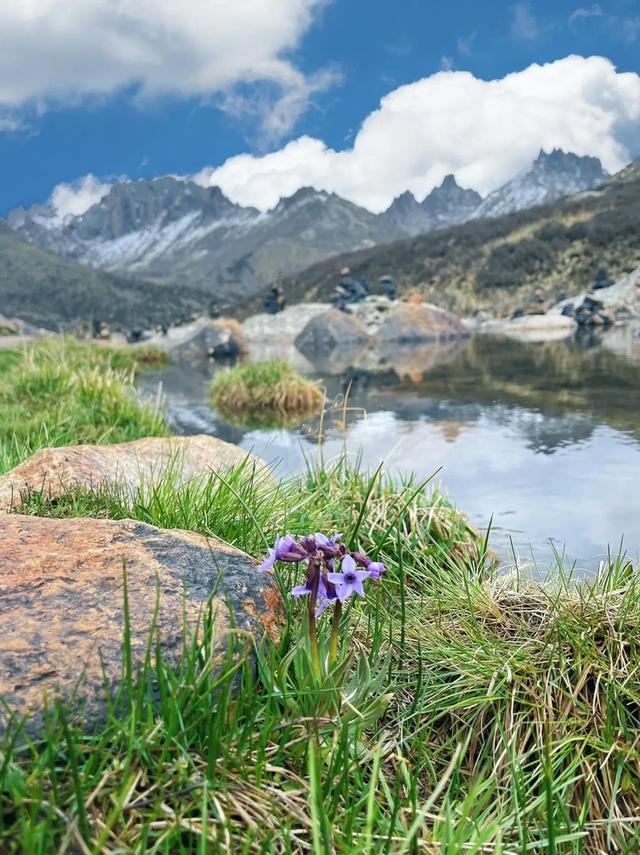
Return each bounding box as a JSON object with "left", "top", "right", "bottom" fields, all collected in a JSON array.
[
  {"left": 0, "top": 0, "right": 329, "bottom": 138},
  {"left": 50, "top": 174, "right": 113, "bottom": 220},
  {"left": 456, "top": 31, "right": 477, "bottom": 56},
  {"left": 511, "top": 2, "right": 539, "bottom": 40},
  {"left": 195, "top": 56, "right": 640, "bottom": 213},
  {"left": 569, "top": 4, "right": 603, "bottom": 26}
]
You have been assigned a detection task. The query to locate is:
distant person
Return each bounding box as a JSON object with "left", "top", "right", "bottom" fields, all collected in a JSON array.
[
  {"left": 338, "top": 266, "right": 368, "bottom": 304},
  {"left": 379, "top": 275, "right": 397, "bottom": 300},
  {"left": 594, "top": 268, "right": 613, "bottom": 291},
  {"left": 265, "top": 285, "right": 286, "bottom": 315}
]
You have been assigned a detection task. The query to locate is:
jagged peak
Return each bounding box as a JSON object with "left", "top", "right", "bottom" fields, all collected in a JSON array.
[
  {"left": 276, "top": 186, "right": 328, "bottom": 209},
  {"left": 386, "top": 190, "right": 420, "bottom": 212},
  {"left": 440, "top": 173, "right": 459, "bottom": 190}
]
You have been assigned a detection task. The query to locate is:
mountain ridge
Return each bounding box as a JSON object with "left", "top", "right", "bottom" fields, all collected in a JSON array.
[
  {"left": 3, "top": 149, "right": 619, "bottom": 325},
  {"left": 265, "top": 159, "right": 639, "bottom": 319}
]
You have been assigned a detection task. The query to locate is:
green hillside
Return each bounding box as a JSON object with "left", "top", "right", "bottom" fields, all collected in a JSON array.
[
  {"left": 0, "top": 223, "right": 210, "bottom": 329},
  {"left": 273, "top": 161, "right": 640, "bottom": 317}
]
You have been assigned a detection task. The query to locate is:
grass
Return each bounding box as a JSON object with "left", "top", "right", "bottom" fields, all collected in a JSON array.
[
  {"left": 0, "top": 338, "right": 167, "bottom": 475},
  {"left": 1, "top": 340, "right": 640, "bottom": 852},
  {"left": 210, "top": 360, "right": 325, "bottom": 428}
]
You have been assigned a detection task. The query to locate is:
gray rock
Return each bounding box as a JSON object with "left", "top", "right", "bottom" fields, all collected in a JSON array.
[
  {"left": 375, "top": 302, "right": 468, "bottom": 343},
  {"left": 295, "top": 309, "right": 369, "bottom": 357}
]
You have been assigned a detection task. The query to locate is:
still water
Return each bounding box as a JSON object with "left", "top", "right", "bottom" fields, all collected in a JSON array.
[{"left": 139, "top": 326, "right": 640, "bottom": 572}]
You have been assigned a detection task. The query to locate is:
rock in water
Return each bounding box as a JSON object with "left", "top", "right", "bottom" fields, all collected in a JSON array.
[
  {"left": 376, "top": 302, "right": 468, "bottom": 343},
  {"left": 0, "top": 515, "right": 282, "bottom": 735},
  {"left": 0, "top": 435, "right": 270, "bottom": 512},
  {"left": 295, "top": 309, "right": 369, "bottom": 357}
]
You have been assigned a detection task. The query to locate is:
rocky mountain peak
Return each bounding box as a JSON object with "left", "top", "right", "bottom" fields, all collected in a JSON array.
[{"left": 474, "top": 149, "right": 608, "bottom": 220}]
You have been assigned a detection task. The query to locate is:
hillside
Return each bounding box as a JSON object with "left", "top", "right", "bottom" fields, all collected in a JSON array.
[
  {"left": 272, "top": 161, "right": 640, "bottom": 317},
  {"left": 8, "top": 179, "right": 403, "bottom": 306},
  {"left": 0, "top": 222, "right": 212, "bottom": 329}
]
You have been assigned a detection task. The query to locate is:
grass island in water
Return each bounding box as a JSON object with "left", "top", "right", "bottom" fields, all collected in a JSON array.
[{"left": 210, "top": 360, "right": 325, "bottom": 428}]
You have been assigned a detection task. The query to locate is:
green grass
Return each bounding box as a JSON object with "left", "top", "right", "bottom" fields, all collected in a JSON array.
[
  {"left": 0, "top": 338, "right": 168, "bottom": 475},
  {"left": 1, "top": 340, "right": 639, "bottom": 852},
  {"left": 211, "top": 360, "right": 325, "bottom": 428}
]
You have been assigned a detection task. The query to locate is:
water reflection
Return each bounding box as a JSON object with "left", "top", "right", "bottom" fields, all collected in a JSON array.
[{"left": 139, "top": 329, "right": 640, "bottom": 570}]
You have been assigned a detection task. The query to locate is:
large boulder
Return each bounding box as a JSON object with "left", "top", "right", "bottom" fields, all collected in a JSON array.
[
  {"left": 242, "top": 304, "right": 328, "bottom": 344},
  {"left": 169, "top": 318, "right": 247, "bottom": 362},
  {"left": 0, "top": 435, "right": 270, "bottom": 512},
  {"left": 295, "top": 309, "right": 369, "bottom": 357},
  {"left": 0, "top": 515, "right": 282, "bottom": 734},
  {"left": 375, "top": 302, "right": 468, "bottom": 343}
]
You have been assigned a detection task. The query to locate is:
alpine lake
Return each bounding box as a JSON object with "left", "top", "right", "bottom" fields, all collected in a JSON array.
[{"left": 138, "top": 323, "right": 640, "bottom": 574}]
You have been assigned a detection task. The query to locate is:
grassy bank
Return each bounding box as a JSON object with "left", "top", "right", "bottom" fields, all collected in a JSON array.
[
  {"left": 0, "top": 338, "right": 167, "bottom": 474},
  {"left": 1, "top": 341, "right": 639, "bottom": 852}
]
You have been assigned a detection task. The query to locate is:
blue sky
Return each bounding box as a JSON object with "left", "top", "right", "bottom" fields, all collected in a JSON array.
[{"left": 1, "top": 0, "right": 639, "bottom": 214}]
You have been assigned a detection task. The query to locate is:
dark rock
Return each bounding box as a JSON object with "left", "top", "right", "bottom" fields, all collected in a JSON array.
[
  {"left": 582, "top": 296, "right": 605, "bottom": 313},
  {"left": 0, "top": 515, "right": 283, "bottom": 735},
  {"left": 171, "top": 320, "right": 246, "bottom": 362},
  {"left": 561, "top": 303, "right": 575, "bottom": 318},
  {"left": 511, "top": 308, "right": 525, "bottom": 319}
]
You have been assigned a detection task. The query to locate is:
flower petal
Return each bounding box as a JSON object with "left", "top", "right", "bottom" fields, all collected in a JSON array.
[
  {"left": 341, "top": 555, "right": 356, "bottom": 573},
  {"left": 257, "top": 549, "right": 276, "bottom": 573},
  {"left": 291, "top": 584, "right": 311, "bottom": 598}
]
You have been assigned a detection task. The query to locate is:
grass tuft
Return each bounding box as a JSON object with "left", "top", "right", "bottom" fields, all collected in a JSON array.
[{"left": 210, "top": 360, "right": 325, "bottom": 428}]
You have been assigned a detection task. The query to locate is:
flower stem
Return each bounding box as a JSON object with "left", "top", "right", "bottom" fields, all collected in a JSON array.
[
  {"left": 307, "top": 561, "right": 322, "bottom": 680},
  {"left": 329, "top": 601, "right": 342, "bottom": 666}
]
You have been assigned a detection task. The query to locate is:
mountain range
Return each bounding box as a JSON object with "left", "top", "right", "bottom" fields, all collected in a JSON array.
[
  {"left": 272, "top": 160, "right": 640, "bottom": 319},
  {"left": 2, "top": 149, "right": 613, "bottom": 326}
]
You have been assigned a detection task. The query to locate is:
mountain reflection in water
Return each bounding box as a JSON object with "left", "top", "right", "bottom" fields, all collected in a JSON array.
[{"left": 138, "top": 329, "right": 640, "bottom": 572}]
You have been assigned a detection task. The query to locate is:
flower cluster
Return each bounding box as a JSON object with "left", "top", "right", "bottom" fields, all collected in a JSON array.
[{"left": 259, "top": 532, "right": 385, "bottom": 616}]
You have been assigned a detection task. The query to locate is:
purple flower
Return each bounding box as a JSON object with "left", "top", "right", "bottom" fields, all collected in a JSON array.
[
  {"left": 275, "top": 535, "right": 309, "bottom": 562},
  {"left": 327, "top": 555, "right": 371, "bottom": 603},
  {"left": 367, "top": 561, "right": 386, "bottom": 581},
  {"left": 351, "top": 550, "right": 385, "bottom": 580},
  {"left": 314, "top": 532, "right": 343, "bottom": 557},
  {"left": 258, "top": 547, "right": 277, "bottom": 573},
  {"left": 291, "top": 583, "right": 313, "bottom": 599}
]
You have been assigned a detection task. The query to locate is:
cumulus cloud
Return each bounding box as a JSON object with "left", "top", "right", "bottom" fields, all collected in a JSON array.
[
  {"left": 50, "top": 175, "right": 113, "bottom": 220},
  {"left": 195, "top": 56, "right": 640, "bottom": 212},
  {"left": 0, "top": 0, "right": 328, "bottom": 138}
]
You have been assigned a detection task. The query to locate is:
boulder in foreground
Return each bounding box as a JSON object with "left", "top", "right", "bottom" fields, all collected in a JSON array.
[
  {"left": 0, "top": 515, "right": 282, "bottom": 734},
  {"left": 0, "top": 435, "right": 269, "bottom": 512}
]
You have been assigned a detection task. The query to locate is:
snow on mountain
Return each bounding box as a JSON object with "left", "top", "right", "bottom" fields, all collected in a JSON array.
[
  {"left": 5, "top": 150, "right": 610, "bottom": 307},
  {"left": 386, "top": 176, "right": 482, "bottom": 236},
  {"left": 473, "top": 149, "right": 608, "bottom": 220},
  {"left": 7, "top": 178, "right": 401, "bottom": 305}
]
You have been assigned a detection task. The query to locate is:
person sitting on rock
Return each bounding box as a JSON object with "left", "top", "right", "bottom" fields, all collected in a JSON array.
[
  {"left": 379, "top": 275, "right": 397, "bottom": 301},
  {"left": 265, "top": 285, "right": 286, "bottom": 315}
]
